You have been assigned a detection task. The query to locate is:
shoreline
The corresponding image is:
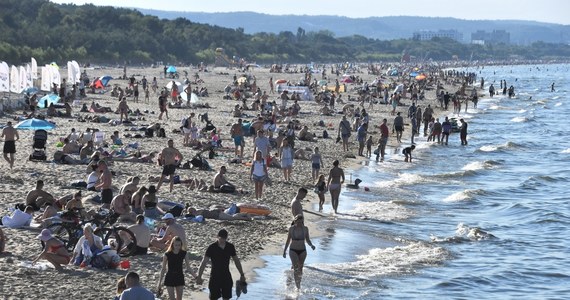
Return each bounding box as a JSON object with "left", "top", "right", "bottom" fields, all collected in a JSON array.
[{"left": 1, "top": 63, "right": 454, "bottom": 299}]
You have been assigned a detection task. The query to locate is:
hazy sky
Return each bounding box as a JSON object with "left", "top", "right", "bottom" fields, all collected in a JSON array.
[{"left": 51, "top": 0, "right": 570, "bottom": 25}]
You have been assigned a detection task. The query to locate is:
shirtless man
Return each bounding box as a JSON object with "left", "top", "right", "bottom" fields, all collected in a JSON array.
[
  {"left": 212, "top": 166, "right": 235, "bottom": 193},
  {"left": 150, "top": 213, "right": 187, "bottom": 250},
  {"left": 230, "top": 119, "right": 244, "bottom": 158},
  {"left": 118, "top": 97, "right": 129, "bottom": 123},
  {"left": 96, "top": 160, "right": 113, "bottom": 209},
  {"left": 290, "top": 188, "right": 307, "bottom": 218},
  {"left": 156, "top": 139, "right": 183, "bottom": 193},
  {"left": 110, "top": 189, "right": 136, "bottom": 222},
  {"left": 26, "top": 180, "right": 55, "bottom": 210},
  {"left": 1, "top": 121, "right": 19, "bottom": 169},
  {"left": 120, "top": 176, "right": 140, "bottom": 195}
]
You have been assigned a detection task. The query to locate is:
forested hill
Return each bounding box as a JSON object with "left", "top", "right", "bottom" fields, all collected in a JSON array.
[
  {"left": 138, "top": 10, "right": 570, "bottom": 45},
  {"left": 1, "top": 0, "right": 569, "bottom": 65}
]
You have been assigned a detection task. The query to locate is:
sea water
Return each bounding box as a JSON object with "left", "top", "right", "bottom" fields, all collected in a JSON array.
[{"left": 247, "top": 64, "right": 570, "bottom": 299}]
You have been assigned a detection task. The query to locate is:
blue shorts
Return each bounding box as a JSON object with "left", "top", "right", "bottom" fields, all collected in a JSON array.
[
  {"left": 312, "top": 163, "right": 320, "bottom": 170},
  {"left": 233, "top": 136, "right": 243, "bottom": 146}
]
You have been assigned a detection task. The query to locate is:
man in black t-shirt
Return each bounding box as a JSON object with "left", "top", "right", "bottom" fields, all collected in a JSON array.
[{"left": 196, "top": 229, "right": 246, "bottom": 300}]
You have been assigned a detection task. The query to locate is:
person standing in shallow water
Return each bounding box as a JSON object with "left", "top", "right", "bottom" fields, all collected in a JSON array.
[
  {"left": 283, "top": 214, "right": 316, "bottom": 291},
  {"left": 327, "top": 160, "right": 345, "bottom": 214},
  {"left": 459, "top": 119, "right": 468, "bottom": 146}
]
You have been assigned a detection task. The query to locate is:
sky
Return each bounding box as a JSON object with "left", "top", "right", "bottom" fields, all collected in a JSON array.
[{"left": 50, "top": 0, "right": 570, "bottom": 25}]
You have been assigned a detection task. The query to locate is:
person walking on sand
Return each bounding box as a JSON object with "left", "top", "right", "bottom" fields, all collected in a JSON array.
[
  {"left": 290, "top": 188, "right": 307, "bottom": 218},
  {"left": 196, "top": 229, "right": 246, "bottom": 300},
  {"left": 119, "top": 271, "right": 155, "bottom": 300},
  {"left": 156, "top": 139, "right": 183, "bottom": 193},
  {"left": 327, "top": 160, "right": 345, "bottom": 214},
  {"left": 310, "top": 147, "right": 323, "bottom": 182},
  {"left": 393, "top": 112, "right": 403, "bottom": 143},
  {"left": 118, "top": 97, "right": 129, "bottom": 123},
  {"left": 283, "top": 214, "right": 316, "bottom": 291},
  {"left": 250, "top": 150, "right": 269, "bottom": 199},
  {"left": 1, "top": 121, "right": 19, "bottom": 169},
  {"left": 280, "top": 138, "right": 294, "bottom": 182},
  {"left": 230, "top": 118, "right": 244, "bottom": 159},
  {"left": 158, "top": 91, "right": 169, "bottom": 120},
  {"left": 338, "top": 116, "right": 351, "bottom": 152},
  {"left": 157, "top": 236, "right": 197, "bottom": 300}
]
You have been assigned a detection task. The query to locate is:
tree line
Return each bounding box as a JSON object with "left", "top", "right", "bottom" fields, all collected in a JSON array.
[{"left": 1, "top": 0, "right": 569, "bottom": 65}]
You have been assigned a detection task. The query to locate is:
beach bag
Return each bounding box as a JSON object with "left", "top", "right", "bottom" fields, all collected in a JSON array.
[
  {"left": 209, "top": 148, "right": 215, "bottom": 159},
  {"left": 322, "top": 130, "right": 329, "bottom": 139},
  {"left": 145, "top": 128, "right": 154, "bottom": 138}
]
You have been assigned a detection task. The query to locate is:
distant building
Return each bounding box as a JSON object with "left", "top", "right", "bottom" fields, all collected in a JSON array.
[
  {"left": 471, "top": 30, "right": 510, "bottom": 45},
  {"left": 412, "top": 30, "right": 464, "bottom": 42}
]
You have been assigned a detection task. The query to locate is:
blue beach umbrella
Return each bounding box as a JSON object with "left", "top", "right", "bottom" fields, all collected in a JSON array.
[
  {"left": 14, "top": 118, "right": 56, "bottom": 130},
  {"left": 22, "top": 87, "right": 39, "bottom": 95},
  {"left": 100, "top": 75, "right": 113, "bottom": 86},
  {"left": 38, "top": 94, "right": 60, "bottom": 108}
]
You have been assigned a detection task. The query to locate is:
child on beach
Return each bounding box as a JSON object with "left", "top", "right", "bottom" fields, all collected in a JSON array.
[
  {"left": 366, "top": 135, "right": 373, "bottom": 157},
  {"left": 310, "top": 147, "right": 323, "bottom": 182},
  {"left": 314, "top": 175, "right": 327, "bottom": 212},
  {"left": 403, "top": 145, "right": 416, "bottom": 163}
]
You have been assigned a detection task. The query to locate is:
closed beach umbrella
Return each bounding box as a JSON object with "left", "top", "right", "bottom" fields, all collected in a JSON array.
[{"left": 15, "top": 118, "right": 56, "bottom": 130}]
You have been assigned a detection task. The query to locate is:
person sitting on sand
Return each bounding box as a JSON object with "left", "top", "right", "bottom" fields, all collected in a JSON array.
[
  {"left": 111, "top": 131, "right": 123, "bottom": 146},
  {"left": 298, "top": 126, "right": 315, "bottom": 141},
  {"left": 80, "top": 128, "right": 93, "bottom": 144},
  {"left": 127, "top": 215, "right": 151, "bottom": 256},
  {"left": 120, "top": 177, "right": 140, "bottom": 195},
  {"left": 143, "top": 185, "right": 165, "bottom": 219},
  {"left": 232, "top": 104, "right": 243, "bottom": 117},
  {"left": 53, "top": 150, "right": 83, "bottom": 165},
  {"left": 79, "top": 140, "right": 95, "bottom": 162},
  {"left": 33, "top": 229, "right": 71, "bottom": 271},
  {"left": 72, "top": 223, "right": 104, "bottom": 267},
  {"left": 210, "top": 166, "right": 236, "bottom": 193},
  {"left": 62, "top": 138, "right": 80, "bottom": 154},
  {"left": 1, "top": 205, "right": 33, "bottom": 228},
  {"left": 131, "top": 186, "right": 147, "bottom": 215},
  {"left": 26, "top": 180, "right": 55, "bottom": 211},
  {"left": 150, "top": 213, "right": 187, "bottom": 251},
  {"left": 110, "top": 189, "right": 136, "bottom": 223},
  {"left": 319, "top": 103, "right": 333, "bottom": 115}
]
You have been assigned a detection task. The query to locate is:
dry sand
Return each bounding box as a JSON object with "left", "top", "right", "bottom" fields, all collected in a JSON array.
[{"left": 0, "top": 64, "right": 458, "bottom": 299}]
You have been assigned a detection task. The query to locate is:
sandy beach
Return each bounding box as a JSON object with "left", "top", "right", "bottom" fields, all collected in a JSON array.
[{"left": 0, "top": 63, "right": 458, "bottom": 299}]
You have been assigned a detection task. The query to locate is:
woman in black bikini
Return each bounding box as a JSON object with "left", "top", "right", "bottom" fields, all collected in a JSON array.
[{"left": 282, "top": 214, "right": 316, "bottom": 290}]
